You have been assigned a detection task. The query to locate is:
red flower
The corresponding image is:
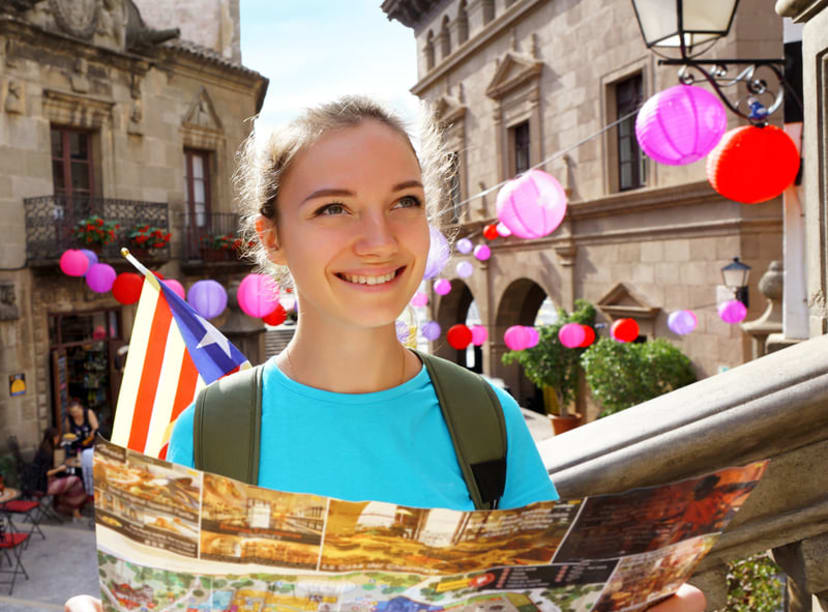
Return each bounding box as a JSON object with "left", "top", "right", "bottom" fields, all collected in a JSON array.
[
  {"left": 153, "top": 242, "right": 164, "bottom": 248},
  {"left": 86, "top": 224, "right": 94, "bottom": 231},
  {"left": 96, "top": 218, "right": 104, "bottom": 226},
  {"left": 164, "top": 233, "right": 171, "bottom": 241}
]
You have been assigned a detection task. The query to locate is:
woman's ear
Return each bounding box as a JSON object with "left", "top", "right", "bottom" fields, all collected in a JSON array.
[{"left": 255, "top": 215, "right": 287, "bottom": 265}]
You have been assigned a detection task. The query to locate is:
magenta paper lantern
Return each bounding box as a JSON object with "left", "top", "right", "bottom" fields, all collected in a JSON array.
[
  {"left": 423, "top": 225, "right": 450, "bottom": 280},
  {"left": 558, "top": 322, "right": 586, "bottom": 348},
  {"left": 238, "top": 273, "right": 280, "bottom": 318},
  {"left": 433, "top": 278, "right": 452, "bottom": 296},
  {"left": 163, "top": 279, "right": 186, "bottom": 300},
  {"left": 456, "top": 261, "right": 474, "bottom": 279},
  {"left": 456, "top": 238, "right": 473, "bottom": 254},
  {"left": 85, "top": 263, "right": 116, "bottom": 293},
  {"left": 187, "top": 279, "right": 228, "bottom": 319},
  {"left": 473, "top": 244, "right": 491, "bottom": 261},
  {"left": 635, "top": 84, "right": 727, "bottom": 166},
  {"left": 718, "top": 300, "right": 747, "bottom": 324},
  {"left": 496, "top": 169, "right": 568, "bottom": 239},
  {"left": 421, "top": 320, "right": 441, "bottom": 341},
  {"left": 471, "top": 325, "right": 488, "bottom": 346},
  {"left": 668, "top": 310, "right": 698, "bottom": 335},
  {"left": 504, "top": 325, "right": 533, "bottom": 351},
  {"left": 79, "top": 249, "right": 98, "bottom": 273},
  {"left": 60, "top": 249, "right": 89, "bottom": 277},
  {"left": 410, "top": 291, "right": 429, "bottom": 307},
  {"left": 526, "top": 326, "right": 539, "bottom": 349}
]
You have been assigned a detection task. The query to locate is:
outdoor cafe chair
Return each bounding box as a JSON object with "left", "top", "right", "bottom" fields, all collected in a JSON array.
[{"left": 0, "top": 513, "right": 29, "bottom": 595}]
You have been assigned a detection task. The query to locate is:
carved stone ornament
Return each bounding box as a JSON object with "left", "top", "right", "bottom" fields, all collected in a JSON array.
[
  {"left": 0, "top": 281, "right": 19, "bottom": 321},
  {"left": 49, "top": 0, "right": 100, "bottom": 40}
]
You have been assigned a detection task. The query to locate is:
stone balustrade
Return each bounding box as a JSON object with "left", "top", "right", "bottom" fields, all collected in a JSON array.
[{"left": 537, "top": 334, "right": 828, "bottom": 610}]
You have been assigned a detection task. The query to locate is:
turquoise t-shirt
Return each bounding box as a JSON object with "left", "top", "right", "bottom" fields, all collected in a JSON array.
[{"left": 168, "top": 357, "right": 558, "bottom": 511}]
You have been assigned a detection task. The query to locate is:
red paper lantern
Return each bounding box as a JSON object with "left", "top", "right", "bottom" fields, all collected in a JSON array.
[
  {"left": 112, "top": 272, "right": 143, "bottom": 305},
  {"left": 579, "top": 325, "right": 595, "bottom": 348},
  {"left": 611, "top": 318, "right": 639, "bottom": 343},
  {"left": 262, "top": 303, "right": 287, "bottom": 326},
  {"left": 446, "top": 324, "right": 473, "bottom": 350},
  {"left": 483, "top": 223, "right": 499, "bottom": 240},
  {"left": 706, "top": 124, "right": 800, "bottom": 204}
]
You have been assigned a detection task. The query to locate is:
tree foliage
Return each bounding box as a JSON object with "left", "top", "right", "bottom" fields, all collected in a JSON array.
[
  {"left": 580, "top": 337, "right": 696, "bottom": 417},
  {"left": 501, "top": 299, "right": 597, "bottom": 414},
  {"left": 725, "top": 553, "right": 784, "bottom": 611}
]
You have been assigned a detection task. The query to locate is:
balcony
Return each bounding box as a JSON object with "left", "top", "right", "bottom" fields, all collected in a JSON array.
[
  {"left": 24, "top": 195, "right": 170, "bottom": 265},
  {"left": 178, "top": 211, "right": 249, "bottom": 266}
]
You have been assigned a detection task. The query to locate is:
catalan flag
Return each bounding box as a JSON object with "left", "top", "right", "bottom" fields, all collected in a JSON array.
[{"left": 111, "top": 250, "right": 250, "bottom": 458}]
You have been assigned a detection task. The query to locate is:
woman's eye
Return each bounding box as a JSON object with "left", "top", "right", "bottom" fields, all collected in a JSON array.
[
  {"left": 394, "top": 195, "right": 422, "bottom": 209},
  {"left": 316, "top": 203, "right": 347, "bottom": 216}
]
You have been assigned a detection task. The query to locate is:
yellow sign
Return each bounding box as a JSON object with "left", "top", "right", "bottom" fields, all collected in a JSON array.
[{"left": 9, "top": 373, "right": 25, "bottom": 397}]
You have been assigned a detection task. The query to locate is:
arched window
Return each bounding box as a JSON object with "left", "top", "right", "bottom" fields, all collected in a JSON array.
[
  {"left": 482, "top": 0, "right": 495, "bottom": 24},
  {"left": 425, "top": 30, "right": 435, "bottom": 71},
  {"left": 440, "top": 15, "right": 451, "bottom": 59},
  {"left": 457, "top": 1, "right": 469, "bottom": 44}
]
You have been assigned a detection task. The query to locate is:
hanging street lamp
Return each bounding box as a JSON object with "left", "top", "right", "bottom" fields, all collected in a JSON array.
[{"left": 721, "top": 257, "right": 752, "bottom": 307}]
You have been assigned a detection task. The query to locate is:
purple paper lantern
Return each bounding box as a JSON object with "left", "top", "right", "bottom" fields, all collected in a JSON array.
[
  {"left": 471, "top": 325, "right": 488, "bottom": 346},
  {"left": 421, "top": 320, "right": 441, "bottom": 341},
  {"left": 496, "top": 222, "right": 512, "bottom": 237},
  {"left": 410, "top": 291, "right": 429, "bottom": 307},
  {"left": 667, "top": 310, "right": 698, "bottom": 335},
  {"left": 496, "top": 169, "right": 568, "bottom": 239},
  {"left": 456, "top": 261, "right": 474, "bottom": 279},
  {"left": 238, "top": 273, "right": 280, "bottom": 318},
  {"left": 79, "top": 249, "right": 98, "bottom": 273},
  {"left": 423, "top": 225, "right": 450, "bottom": 280},
  {"left": 635, "top": 84, "right": 727, "bottom": 166},
  {"left": 718, "top": 300, "right": 747, "bottom": 324},
  {"left": 558, "top": 322, "right": 586, "bottom": 348},
  {"left": 85, "top": 263, "right": 116, "bottom": 293},
  {"left": 395, "top": 320, "right": 410, "bottom": 343},
  {"left": 473, "top": 244, "right": 491, "bottom": 261},
  {"left": 433, "top": 278, "right": 452, "bottom": 296},
  {"left": 187, "top": 279, "right": 228, "bottom": 319},
  {"left": 59, "top": 249, "right": 89, "bottom": 277},
  {"left": 456, "top": 238, "right": 473, "bottom": 254}
]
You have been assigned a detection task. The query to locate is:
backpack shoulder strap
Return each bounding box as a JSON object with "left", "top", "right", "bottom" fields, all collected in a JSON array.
[
  {"left": 415, "top": 350, "right": 507, "bottom": 510},
  {"left": 193, "top": 365, "right": 264, "bottom": 484}
]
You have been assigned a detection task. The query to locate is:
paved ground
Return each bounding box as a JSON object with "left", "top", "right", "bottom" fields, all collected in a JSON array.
[{"left": 1, "top": 508, "right": 98, "bottom": 612}]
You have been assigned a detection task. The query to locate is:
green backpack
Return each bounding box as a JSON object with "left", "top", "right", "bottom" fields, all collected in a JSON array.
[{"left": 193, "top": 350, "right": 507, "bottom": 509}]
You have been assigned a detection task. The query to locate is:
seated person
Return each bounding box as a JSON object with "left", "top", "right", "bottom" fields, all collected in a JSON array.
[
  {"left": 63, "top": 399, "right": 98, "bottom": 457},
  {"left": 33, "top": 427, "right": 86, "bottom": 519}
]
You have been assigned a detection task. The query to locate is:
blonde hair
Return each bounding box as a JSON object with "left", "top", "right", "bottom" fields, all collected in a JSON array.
[{"left": 235, "top": 95, "right": 451, "bottom": 282}]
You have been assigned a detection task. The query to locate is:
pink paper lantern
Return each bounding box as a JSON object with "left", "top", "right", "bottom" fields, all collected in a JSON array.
[
  {"left": 456, "top": 261, "right": 474, "bottom": 279},
  {"left": 496, "top": 222, "right": 512, "bottom": 237},
  {"left": 421, "top": 320, "right": 441, "bottom": 341},
  {"left": 635, "top": 84, "right": 727, "bottom": 166},
  {"left": 238, "top": 273, "right": 280, "bottom": 318},
  {"left": 163, "top": 279, "right": 186, "bottom": 300},
  {"left": 456, "top": 238, "right": 473, "bottom": 254},
  {"left": 558, "top": 322, "right": 586, "bottom": 348},
  {"left": 504, "top": 325, "right": 533, "bottom": 351},
  {"left": 473, "top": 244, "right": 491, "bottom": 261},
  {"left": 718, "top": 300, "right": 747, "bottom": 324},
  {"left": 470, "top": 325, "right": 488, "bottom": 346},
  {"left": 60, "top": 249, "right": 89, "bottom": 277},
  {"left": 433, "top": 278, "right": 452, "bottom": 296},
  {"left": 85, "top": 263, "right": 116, "bottom": 293},
  {"left": 526, "top": 327, "right": 539, "bottom": 349},
  {"left": 187, "top": 279, "right": 228, "bottom": 319},
  {"left": 410, "top": 291, "right": 429, "bottom": 307},
  {"left": 667, "top": 310, "right": 698, "bottom": 335},
  {"left": 496, "top": 169, "right": 568, "bottom": 239}
]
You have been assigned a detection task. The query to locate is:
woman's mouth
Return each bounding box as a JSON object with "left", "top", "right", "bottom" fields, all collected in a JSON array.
[{"left": 336, "top": 267, "right": 405, "bottom": 287}]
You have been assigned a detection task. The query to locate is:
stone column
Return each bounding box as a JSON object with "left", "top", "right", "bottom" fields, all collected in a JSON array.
[{"left": 741, "top": 261, "right": 783, "bottom": 358}]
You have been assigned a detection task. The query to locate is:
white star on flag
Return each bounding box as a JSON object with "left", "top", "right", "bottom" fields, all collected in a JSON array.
[{"left": 195, "top": 315, "right": 233, "bottom": 357}]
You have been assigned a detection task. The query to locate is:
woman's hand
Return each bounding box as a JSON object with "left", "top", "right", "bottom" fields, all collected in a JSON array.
[
  {"left": 65, "top": 595, "right": 102, "bottom": 612},
  {"left": 648, "top": 584, "right": 706, "bottom": 611}
]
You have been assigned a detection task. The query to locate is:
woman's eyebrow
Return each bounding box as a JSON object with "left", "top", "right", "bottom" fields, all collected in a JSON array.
[
  {"left": 301, "top": 181, "right": 423, "bottom": 204},
  {"left": 392, "top": 180, "right": 424, "bottom": 191}
]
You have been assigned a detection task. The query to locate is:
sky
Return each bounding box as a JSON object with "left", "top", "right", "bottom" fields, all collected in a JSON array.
[{"left": 239, "top": 0, "right": 422, "bottom": 137}]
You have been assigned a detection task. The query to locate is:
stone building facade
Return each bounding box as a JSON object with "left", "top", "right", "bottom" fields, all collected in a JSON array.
[
  {"left": 383, "top": 0, "right": 787, "bottom": 417},
  {"left": 0, "top": 0, "right": 267, "bottom": 451}
]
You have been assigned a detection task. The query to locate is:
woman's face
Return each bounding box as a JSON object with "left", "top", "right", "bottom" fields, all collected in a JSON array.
[
  {"left": 262, "top": 120, "right": 430, "bottom": 331},
  {"left": 68, "top": 404, "right": 82, "bottom": 421}
]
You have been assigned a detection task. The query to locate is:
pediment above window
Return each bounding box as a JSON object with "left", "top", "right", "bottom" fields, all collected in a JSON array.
[
  {"left": 434, "top": 90, "right": 467, "bottom": 125},
  {"left": 597, "top": 282, "right": 660, "bottom": 320},
  {"left": 485, "top": 48, "right": 543, "bottom": 100},
  {"left": 182, "top": 87, "right": 223, "bottom": 133}
]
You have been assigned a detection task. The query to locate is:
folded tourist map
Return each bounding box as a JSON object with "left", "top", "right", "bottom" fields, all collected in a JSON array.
[{"left": 92, "top": 437, "right": 767, "bottom": 611}]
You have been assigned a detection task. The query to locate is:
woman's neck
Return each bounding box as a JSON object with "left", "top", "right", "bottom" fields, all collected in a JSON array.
[{"left": 275, "top": 313, "right": 419, "bottom": 394}]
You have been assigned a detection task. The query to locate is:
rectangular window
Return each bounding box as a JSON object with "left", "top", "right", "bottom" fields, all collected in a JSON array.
[
  {"left": 615, "top": 74, "right": 646, "bottom": 191},
  {"left": 185, "top": 149, "right": 211, "bottom": 228},
  {"left": 511, "top": 121, "right": 530, "bottom": 175},
  {"left": 51, "top": 127, "right": 94, "bottom": 198},
  {"left": 448, "top": 152, "right": 461, "bottom": 223}
]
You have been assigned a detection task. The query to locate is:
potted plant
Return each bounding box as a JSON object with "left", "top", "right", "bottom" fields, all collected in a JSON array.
[
  {"left": 502, "top": 299, "right": 597, "bottom": 434},
  {"left": 128, "top": 224, "right": 171, "bottom": 256},
  {"left": 73, "top": 215, "right": 119, "bottom": 250},
  {"left": 199, "top": 231, "right": 244, "bottom": 261}
]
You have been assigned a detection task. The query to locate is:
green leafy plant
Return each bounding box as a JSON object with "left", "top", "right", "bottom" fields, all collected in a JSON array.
[
  {"left": 200, "top": 231, "right": 249, "bottom": 252},
  {"left": 580, "top": 337, "right": 696, "bottom": 417},
  {"left": 73, "top": 215, "right": 119, "bottom": 247},
  {"left": 501, "top": 299, "right": 597, "bottom": 417},
  {"left": 128, "top": 224, "right": 171, "bottom": 249},
  {"left": 724, "top": 553, "right": 784, "bottom": 611}
]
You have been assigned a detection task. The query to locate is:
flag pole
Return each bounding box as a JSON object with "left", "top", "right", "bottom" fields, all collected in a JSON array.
[{"left": 121, "top": 247, "right": 160, "bottom": 288}]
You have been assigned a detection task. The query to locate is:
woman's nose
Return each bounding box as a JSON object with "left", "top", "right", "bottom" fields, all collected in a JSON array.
[{"left": 354, "top": 212, "right": 397, "bottom": 257}]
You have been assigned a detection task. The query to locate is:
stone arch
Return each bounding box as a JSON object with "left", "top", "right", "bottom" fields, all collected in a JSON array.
[
  {"left": 493, "top": 278, "right": 551, "bottom": 411},
  {"left": 434, "top": 279, "right": 473, "bottom": 365}
]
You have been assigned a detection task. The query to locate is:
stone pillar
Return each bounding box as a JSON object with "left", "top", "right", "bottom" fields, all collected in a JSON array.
[
  {"left": 741, "top": 261, "right": 783, "bottom": 359},
  {"left": 772, "top": 533, "right": 828, "bottom": 612}
]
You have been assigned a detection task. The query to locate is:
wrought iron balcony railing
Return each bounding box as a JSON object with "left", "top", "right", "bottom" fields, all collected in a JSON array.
[
  {"left": 178, "top": 211, "right": 244, "bottom": 263},
  {"left": 23, "top": 195, "right": 170, "bottom": 264}
]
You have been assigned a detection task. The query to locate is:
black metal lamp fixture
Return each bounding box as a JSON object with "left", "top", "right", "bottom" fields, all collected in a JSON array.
[
  {"left": 721, "top": 257, "right": 751, "bottom": 307},
  {"left": 631, "top": 0, "right": 793, "bottom": 125}
]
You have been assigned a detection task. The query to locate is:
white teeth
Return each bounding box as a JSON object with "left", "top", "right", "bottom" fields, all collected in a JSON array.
[{"left": 342, "top": 271, "right": 396, "bottom": 285}]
